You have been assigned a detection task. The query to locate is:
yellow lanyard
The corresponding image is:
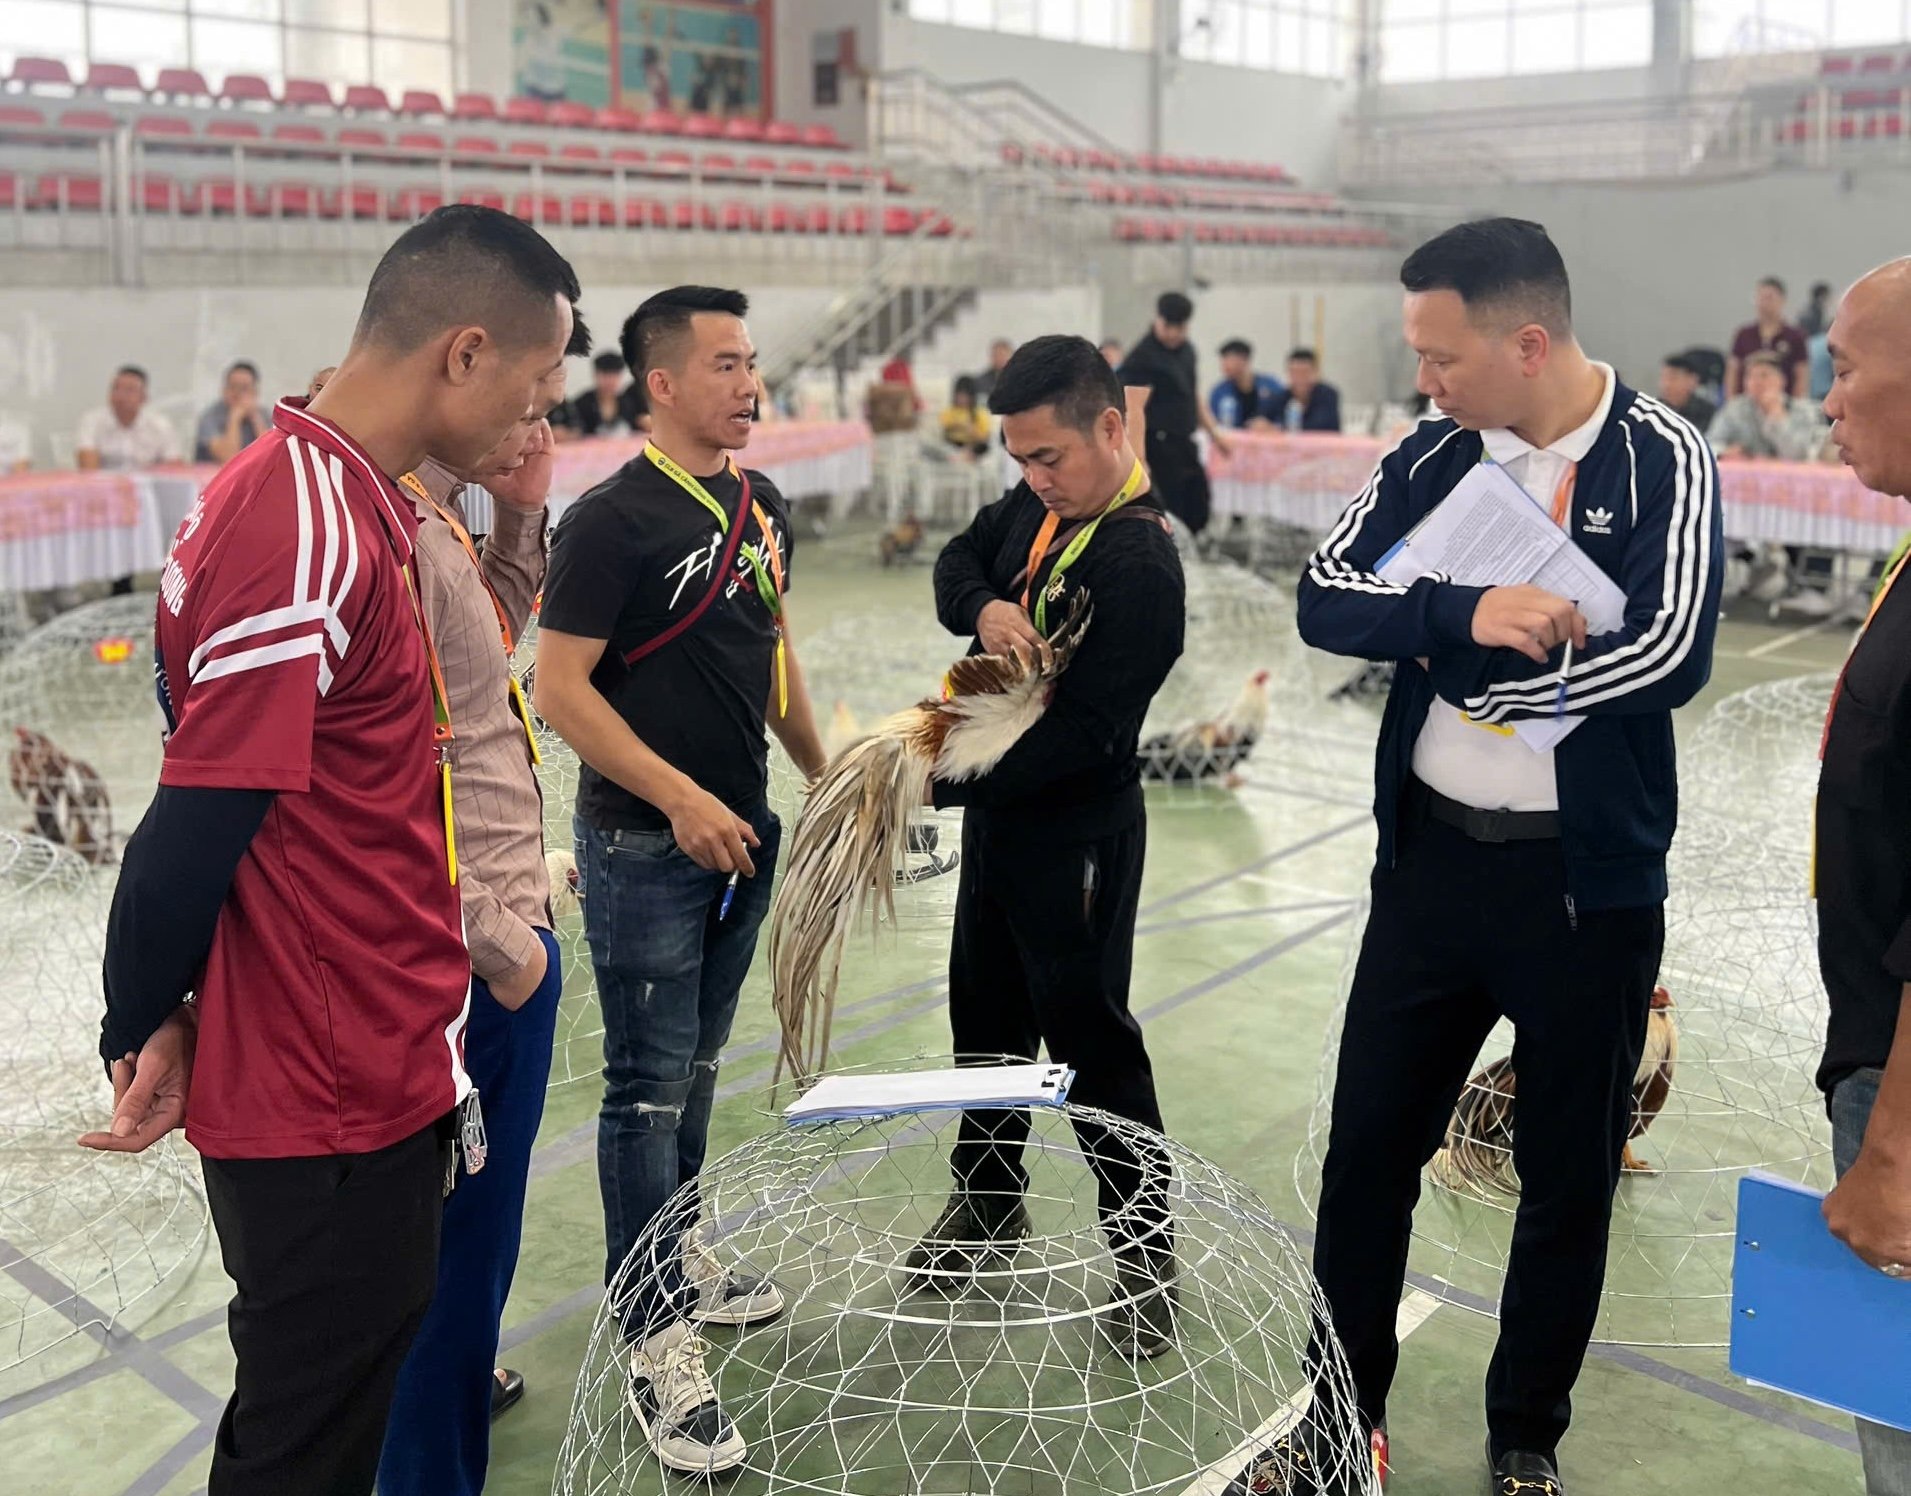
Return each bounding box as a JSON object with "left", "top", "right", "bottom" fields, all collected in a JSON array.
[
  {"left": 642, "top": 443, "right": 790, "bottom": 716},
  {"left": 398, "top": 471, "right": 543, "bottom": 768},
  {"left": 1021, "top": 459, "right": 1147, "bottom": 634}
]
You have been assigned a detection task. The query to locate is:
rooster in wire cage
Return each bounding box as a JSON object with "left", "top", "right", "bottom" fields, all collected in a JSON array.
[
  {"left": 768, "top": 590, "right": 1093, "bottom": 1085},
  {"left": 1138, "top": 669, "right": 1271, "bottom": 786},
  {"left": 8, "top": 726, "right": 115, "bottom": 865},
  {"left": 1429, "top": 985, "right": 1679, "bottom": 1198}
]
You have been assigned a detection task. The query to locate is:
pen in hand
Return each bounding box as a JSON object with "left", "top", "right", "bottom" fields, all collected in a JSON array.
[
  {"left": 719, "top": 870, "right": 740, "bottom": 921},
  {"left": 1553, "top": 603, "right": 1578, "bottom": 718}
]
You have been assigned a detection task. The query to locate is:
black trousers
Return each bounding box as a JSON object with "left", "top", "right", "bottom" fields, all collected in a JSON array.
[
  {"left": 946, "top": 810, "right": 1171, "bottom": 1250},
  {"left": 201, "top": 1120, "right": 446, "bottom": 1496},
  {"left": 1144, "top": 431, "right": 1212, "bottom": 536},
  {"left": 1312, "top": 798, "right": 1661, "bottom": 1456}
]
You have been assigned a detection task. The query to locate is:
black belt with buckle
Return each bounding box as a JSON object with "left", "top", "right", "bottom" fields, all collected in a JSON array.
[{"left": 1423, "top": 785, "right": 1561, "bottom": 843}]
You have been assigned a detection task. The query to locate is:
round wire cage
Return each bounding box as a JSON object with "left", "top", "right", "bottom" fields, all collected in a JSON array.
[
  {"left": 557, "top": 1100, "right": 1379, "bottom": 1496},
  {"left": 1293, "top": 674, "right": 1837, "bottom": 1348},
  {"left": 0, "top": 832, "right": 207, "bottom": 1389}
]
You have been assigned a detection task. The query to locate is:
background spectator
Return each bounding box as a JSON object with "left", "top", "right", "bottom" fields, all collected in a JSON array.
[
  {"left": 972, "top": 338, "right": 1015, "bottom": 402},
  {"left": 75, "top": 366, "right": 182, "bottom": 471},
  {"left": 555, "top": 352, "right": 647, "bottom": 440},
  {"left": 194, "top": 361, "right": 267, "bottom": 465},
  {"left": 1727, "top": 275, "right": 1809, "bottom": 398},
  {"left": 1658, "top": 353, "right": 1717, "bottom": 430},
  {"left": 1099, "top": 338, "right": 1125, "bottom": 369},
  {"left": 1280, "top": 348, "right": 1342, "bottom": 432},
  {"left": 1708, "top": 351, "right": 1823, "bottom": 460},
  {"left": 1208, "top": 338, "right": 1284, "bottom": 429},
  {"left": 1799, "top": 279, "right": 1834, "bottom": 338},
  {"left": 939, "top": 375, "right": 992, "bottom": 455}
]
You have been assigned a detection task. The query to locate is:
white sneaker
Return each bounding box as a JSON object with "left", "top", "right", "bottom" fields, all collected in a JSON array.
[
  {"left": 684, "top": 1222, "right": 786, "bottom": 1327},
  {"left": 626, "top": 1319, "right": 747, "bottom": 1474}
]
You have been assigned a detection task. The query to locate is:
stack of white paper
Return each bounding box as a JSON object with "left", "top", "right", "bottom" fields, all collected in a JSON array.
[
  {"left": 782, "top": 1064, "right": 1075, "bottom": 1125},
  {"left": 1376, "top": 462, "right": 1628, "bottom": 752}
]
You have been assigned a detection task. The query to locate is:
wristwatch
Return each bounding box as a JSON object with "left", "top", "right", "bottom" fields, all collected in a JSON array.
[{"left": 1884, "top": 1262, "right": 1907, "bottom": 1279}]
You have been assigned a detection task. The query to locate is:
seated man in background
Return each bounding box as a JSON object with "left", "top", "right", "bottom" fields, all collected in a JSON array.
[
  {"left": 1208, "top": 338, "right": 1284, "bottom": 430},
  {"left": 1280, "top": 348, "right": 1342, "bottom": 432},
  {"left": 194, "top": 360, "right": 268, "bottom": 464},
  {"left": 556, "top": 351, "right": 648, "bottom": 440},
  {"left": 1658, "top": 352, "right": 1716, "bottom": 431},
  {"left": 1099, "top": 337, "right": 1126, "bottom": 369},
  {"left": 76, "top": 365, "right": 181, "bottom": 471},
  {"left": 1708, "top": 351, "right": 1824, "bottom": 461},
  {"left": 940, "top": 375, "right": 993, "bottom": 456}
]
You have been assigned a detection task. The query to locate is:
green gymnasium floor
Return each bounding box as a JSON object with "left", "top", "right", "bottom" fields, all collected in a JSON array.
[{"left": 0, "top": 528, "right": 1868, "bottom": 1496}]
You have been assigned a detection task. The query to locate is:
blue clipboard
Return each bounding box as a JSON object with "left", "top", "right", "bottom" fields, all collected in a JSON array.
[{"left": 1730, "top": 1171, "right": 1911, "bottom": 1433}]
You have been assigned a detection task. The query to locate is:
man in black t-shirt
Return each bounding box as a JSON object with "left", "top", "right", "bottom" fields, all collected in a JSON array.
[
  {"left": 535, "top": 285, "right": 828, "bottom": 1479},
  {"left": 553, "top": 350, "right": 649, "bottom": 440},
  {"left": 1116, "top": 291, "right": 1232, "bottom": 535},
  {"left": 913, "top": 335, "right": 1188, "bottom": 1361},
  {"left": 1814, "top": 257, "right": 1911, "bottom": 1492}
]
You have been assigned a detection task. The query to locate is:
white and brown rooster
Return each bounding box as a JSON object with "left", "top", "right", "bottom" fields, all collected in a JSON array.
[
  {"left": 768, "top": 590, "right": 1093, "bottom": 1085},
  {"left": 1140, "top": 668, "right": 1271, "bottom": 786},
  {"left": 1429, "top": 985, "right": 1679, "bottom": 1198},
  {"left": 9, "top": 726, "right": 115, "bottom": 865}
]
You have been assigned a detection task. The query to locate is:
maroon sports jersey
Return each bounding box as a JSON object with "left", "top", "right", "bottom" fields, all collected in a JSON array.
[{"left": 156, "top": 399, "right": 470, "bottom": 1159}]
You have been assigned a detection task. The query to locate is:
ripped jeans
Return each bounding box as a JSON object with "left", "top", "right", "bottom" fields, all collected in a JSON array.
[{"left": 576, "top": 807, "right": 782, "bottom": 1337}]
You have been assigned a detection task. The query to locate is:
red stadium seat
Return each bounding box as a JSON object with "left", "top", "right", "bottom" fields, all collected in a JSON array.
[
  {"left": 701, "top": 152, "right": 738, "bottom": 175},
  {"left": 671, "top": 200, "right": 716, "bottom": 230},
  {"left": 781, "top": 158, "right": 817, "bottom": 177},
  {"left": 205, "top": 119, "right": 263, "bottom": 141},
  {"left": 453, "top": 135, "right": 501, "bottom": 154},
  {"left": 549, "top": 101, "right": 595, "bottom": 129},
  {"left": 764, "top": 121, "right": 802, "bottom": 146},
  {"left": 567, "top": 193, "right": 615, "bottom": 226},
  {"left": 222, "top": 74, "right": 275, "bottom": 106},
  {"left": 800, "top": 124, "right": 844, "bottom": 149},
  {"left": 57, "top": 109, "right": 115, "bottom": 132},
  {"left": 718, "top": 201, "right": 761, "bottom": 231},
  {"left": 1859, "top": 53, "right": 1896, "bottom": 74},
  {"left": 638, "top": 109, "right": 685, "bottom": 135},
  {"left": 395, "top": 130, "right": 446, "bottom": 154},
  {"left": 134, "top": 116, "right": 194, "bottom": 139},
  {"left": 795, "top": 203, "right": 830, "bottom": 234},
  {"left": 0, "top": 171, "right": 17, "bottom": 209},
  {"left": 623, "top": 196, "right": 668, "bottom": 228},
  {"left": 83, "top": 63, "right": 144, "bottom": 94},
  {"left": 608, "top": 146, "right": 649, "bottom": 166},
  {"left": 337, "top": 127, "right": 387, "bottom": 149},
  {"left": 281, "top": 78, "right": 335, "bottom": 109},
  {"left": 502, "top": 97, "right": 550, "bottom": 126},
  {"left": 34, "top": 173, "right": 104, "bottom": 210},
  {"left": 510, "top": 192, "right": 563, "bottom": 223},
  {"left": 400, "top": 90, "right": 445, "bottom": 117},
  {"left": 0, "top": 105, "right": 46, "bottom": 128},
  {"left": 391, "top": 186, "right": 446, "bottom": 219},
  {"left": 507, "top": 139, "right": 553, "bottom": 158},
  {"left": 343, "top": 85, "right": 392, "bottom": 114},
  {"left": 152, "top": 68, "right": 212, "bottom": 101},
  {"left": 558, "top": 143, "right": 603, "bottom": 164},
  {"left": 655, "top": 149, "right": 694, "bottom": 171},
  {"left": 320, "top": 185, "right": 384, "bottom": 220},
  {"left": 681, "top": 114, "right": 723, "bottom": 139},
  {"left": 741, "top": 155, "right": 778, "bottom": 176},
  {"left": 1821, "top": 55, "right": 1857, "bottom": 76},
  {"left": 271, "top": 123, "right": 327, "bottom": 147},
  {"left": 131, "top": 174, "right": 180, "bottom": 213},
  {"left": 1867, "top": 111, "right": 1903, "bottom": 137},
  {"left": 722, "top": 117, "right": 765, "bottom": 142},
  {"left": 765, "top": 203, "right": 793, "bottom": 233},
  {"left": 182, "top": 178, "right": 243, "bottom": 215},
  {"left": 452, "top": 92, "right": 499, "bottom": 122},
  {"left": 11, "top": 58, "right": 73, "bottom": 90},
  {"left": 260, "top": 182, "right": 316, "bottom": 216},
  {"left": 838, "top": 205, "right": 870, "bottom": 234},
  {"left": 596, "top": 106, "right": 643, "bottom": 132},
  {"left": 823, "top": 160, "right": 859, "bottom": 181},
  {"left": 1000, "top": 143, "right": 1025, "bottom": 165}
]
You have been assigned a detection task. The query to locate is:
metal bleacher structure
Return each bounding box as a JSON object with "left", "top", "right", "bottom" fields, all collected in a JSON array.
[{"left": 0, "top": 57, "right": 1435, "bottom": 391}]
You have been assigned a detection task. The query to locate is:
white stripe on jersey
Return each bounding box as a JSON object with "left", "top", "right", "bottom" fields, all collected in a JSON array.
[{"left": 193, "top": 634, "right": 327, "bottom": 684}]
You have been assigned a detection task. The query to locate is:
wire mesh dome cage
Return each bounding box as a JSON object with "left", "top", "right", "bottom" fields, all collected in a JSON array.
[
  {"left": 0, "top": 832, "right": 207, "bottom": 1390},
  {"left": 1293, "top": 674, "right": 1837, "bottom": 1348},
  {"left": 0, "top": 595, "right": 166, "bottom": 866},
  {"left": 557, "top": 1098, "right": 1379, "bottom": 1496}
]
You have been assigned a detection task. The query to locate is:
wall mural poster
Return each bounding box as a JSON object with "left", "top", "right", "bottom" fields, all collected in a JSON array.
[
  {"left": 513, "top": 0, "right": 613, "bottom": 107},
  {"left": 512, "top": 0, "right": 767, "bottom": 115},
  {"left": 620, "top": 2, "right": 766, "bottom": 119}
]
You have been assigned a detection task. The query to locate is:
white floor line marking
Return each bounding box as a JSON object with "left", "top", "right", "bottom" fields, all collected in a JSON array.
[
  {"left": 1179, "top": 1290, "right": 1442, "bottom": 1495},
  {"left": 1744, "top": 618, "right": 1839, "bottom": 660}
]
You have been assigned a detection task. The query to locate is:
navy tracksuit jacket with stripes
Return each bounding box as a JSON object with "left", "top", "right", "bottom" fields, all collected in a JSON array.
[{"left": 1297, "top": 380, "right": 1724, "bottom": 914}]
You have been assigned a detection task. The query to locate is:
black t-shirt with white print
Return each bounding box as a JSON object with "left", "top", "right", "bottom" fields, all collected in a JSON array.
[{"left": 540, "top": 453, "right": 793, "bottom": 832}]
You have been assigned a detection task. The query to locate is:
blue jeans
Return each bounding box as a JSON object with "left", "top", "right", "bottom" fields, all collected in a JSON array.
[
  {"left": 377, "top": 926, "right": 562, "bottom": 1496},
  {"left": 1831, "top": 1066, "right": 1911, "bottom": 1496},
  {"left": 577, "top": 807, "right": 781, "bottom": 1336}
]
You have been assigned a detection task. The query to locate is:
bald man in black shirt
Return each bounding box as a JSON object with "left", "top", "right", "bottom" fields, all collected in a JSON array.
[{"left": 1116, "top": 291, "right": 1233, "bottom": 535}]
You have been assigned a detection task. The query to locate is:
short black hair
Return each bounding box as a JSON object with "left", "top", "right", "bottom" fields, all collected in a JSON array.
[
  {"left": 355, "top": 204, "right": 580, "bottom": 355},
  {"left": 951, "top": 374, "right": 979, "bottom": 400},
  {"left": 1156, "top": 291, "right": 1193, "bottom": 326},
  {"left": 987, "top": 333, "right": 1123, "bottom": 435},
  {"left": 1662, "top": 352, "right": 1702, "bottom": 376},
  {"left": 226, "top": 359, "right": 259, "bottom": 381},
  {"left": 1287, "top": 347, "right": 1318, "bottom": 365},
  {"left": 621, "top": 285, "right": 750, "bottom": 376},
  {"left": 114, "top": 364, "right": 148, "bottom": 385},
  {"left": 1219, "top": 338, "right": 1252, "bottom": 359},
  {"left": 567, "top": 310, "right": 592, "bottom": 359},
  {"left": 1759, "top": 275, "right": 1786, "bottom": 296},
  {"left": 592, "top": 350, "right": 625, "bottom": 375},
  {"left": 1810, "top": 280, "right": 1832, "bottom": 298},
  {"left": 1399, "top": 217, "right": 1572, "bottom": 335}
]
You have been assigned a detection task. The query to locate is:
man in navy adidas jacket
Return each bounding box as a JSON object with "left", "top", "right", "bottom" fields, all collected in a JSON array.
[{"left": 1257, "top": 220, "right": 1720, "bottom": 1496}]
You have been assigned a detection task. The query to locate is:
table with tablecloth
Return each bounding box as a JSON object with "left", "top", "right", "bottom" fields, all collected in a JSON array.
[
  {"left": 1208, "top": 430, "right": 1910, "bottom": 553},
  {"left": 0, "top": 421, "right": 875, "bottom": 594}
]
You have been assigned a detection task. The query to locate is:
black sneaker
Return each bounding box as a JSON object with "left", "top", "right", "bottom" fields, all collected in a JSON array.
[
  {"left": 903, "top": 1194, "right": 1031, "bottom": 1290},
  {"left": 1102, "top": 1249, "right": 1179, "bottom": 1360},
  {"left": 1488, "top": 1445, "right": 1565, "bottom": 1496}
]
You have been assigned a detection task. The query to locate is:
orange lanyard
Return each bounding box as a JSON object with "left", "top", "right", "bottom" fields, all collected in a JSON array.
[
  {"left": 1019, "top": 459, "right": 1147, "bottom": 631},
  {"left": 1548, "top": 463, "right": 1578, "bottom": 527}
]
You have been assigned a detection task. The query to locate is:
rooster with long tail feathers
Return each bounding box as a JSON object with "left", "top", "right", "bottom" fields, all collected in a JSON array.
[{"left": 768, "top": 590, "right": 1094, "bottom": 1085}]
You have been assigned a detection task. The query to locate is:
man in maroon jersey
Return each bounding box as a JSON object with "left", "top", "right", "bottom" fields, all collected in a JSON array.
[{"left": 81, "top": 205, "right": 579, "bottom": 1496}]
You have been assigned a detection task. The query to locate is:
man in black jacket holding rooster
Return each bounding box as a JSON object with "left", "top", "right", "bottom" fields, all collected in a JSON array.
[{"left": 912, "top": 334, "right": 1188, "bottom": 1359}]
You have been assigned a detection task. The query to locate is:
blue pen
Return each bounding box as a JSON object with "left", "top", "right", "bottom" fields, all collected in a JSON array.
[
  {"left": 1554, "top": 604, "right": 1578, "bottom": 718},
  {"left": 719, "top": 870, "right": 739, "bottom": 921}
]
